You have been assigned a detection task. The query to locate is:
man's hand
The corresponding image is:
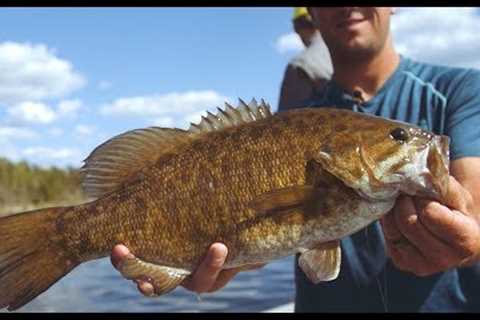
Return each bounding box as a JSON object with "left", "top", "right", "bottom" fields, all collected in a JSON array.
[
  {"left": 110, "top": 243, "right": 264, "bottom": 297},
  {"left": 380, "top": 176, "right": 480, "bottom": 276}
]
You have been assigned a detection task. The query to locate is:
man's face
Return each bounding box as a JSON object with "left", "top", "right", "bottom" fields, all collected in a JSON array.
[{"left": 309, "top": 7, "right": 393, "bottom": 59}]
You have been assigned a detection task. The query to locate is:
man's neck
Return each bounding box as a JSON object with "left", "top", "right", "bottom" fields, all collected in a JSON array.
[{"left": 331, "top": 43, "right": 400, "bottom": 102}]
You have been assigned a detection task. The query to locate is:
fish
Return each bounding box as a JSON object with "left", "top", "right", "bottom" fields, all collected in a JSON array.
[{"left": 0, "top": 98, "right": 450, "bottom": 311}]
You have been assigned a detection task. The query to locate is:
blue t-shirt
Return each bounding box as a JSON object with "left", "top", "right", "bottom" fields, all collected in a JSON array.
[{"left": 279, "top": 56, "right": 480, "bottom": 312}]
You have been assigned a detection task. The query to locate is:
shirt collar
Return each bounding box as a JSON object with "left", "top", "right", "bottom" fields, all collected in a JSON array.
[{"left": 321, "top": 55, "right": 410, "bottom": 107}]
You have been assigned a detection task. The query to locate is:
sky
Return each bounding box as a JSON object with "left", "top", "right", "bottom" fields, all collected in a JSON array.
[{"left": 1, "top": 7, "right": 480, "bottom": 169}]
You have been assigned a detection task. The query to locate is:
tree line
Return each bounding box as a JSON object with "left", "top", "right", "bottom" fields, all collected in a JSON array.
[{"left": 0, "top": 157, "right": 85, "bottom": 214}]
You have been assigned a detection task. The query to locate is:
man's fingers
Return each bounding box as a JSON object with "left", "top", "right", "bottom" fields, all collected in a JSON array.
[
  {"left": 205, "top": 262, "right": 266, "bottom": 292},
  {"left": 135, "top": 279, "right": 156, "bottom": 297},
  {"left": 380, "top": 178, "right": 480, "bottom": 275},
  {"left": 388, "top": 238, "right": 436, "bottom": 276},
  {"left": 380, "top": 198, "right": 405, "bottom": 242},
  {"left": 111, "top": 242, "right": 265, "bottom": 295},
  {"left": 182, "top": 243, "right": 228, "bottom": 293},
  {"left": 206, "top": 268, "right": 242, "bottom": 293},
  {"left": 442, "top": 176, "right": 473, "bottom": 213},
  {"left": 419, "top": 200, "right": 467, "bottom": 241},
  {"left": 418, "top": 200, "right": 479, "bottom": 258},
  {"left": 113, "top": 243, "right": 232, "bottom": 295},
  {"left": 395, "top": 198, "right": 461, "bottom": 268},
  {"left": 381, "top": 196, "right": 464, "bottom": 275},
  {"left": 111, "top": 244, "right": 133, "bottom": 270},
  {"left": 111, "top": 244, "right": 158, "bottom": 296}
]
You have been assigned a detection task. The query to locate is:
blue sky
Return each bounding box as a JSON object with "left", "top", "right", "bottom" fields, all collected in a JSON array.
[{"left": 1, "top": 7, "right": 480, "bottom": 168}]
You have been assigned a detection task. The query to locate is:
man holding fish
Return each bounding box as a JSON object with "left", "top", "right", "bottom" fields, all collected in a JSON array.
[{"left": 112, "top": 7, "right": 480, "bottom": 312}]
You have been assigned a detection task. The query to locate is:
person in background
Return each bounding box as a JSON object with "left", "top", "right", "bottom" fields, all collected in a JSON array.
[
  {"left": 278, "top": 7, "right": 333, "bottom": 110},
  {"left": 111, "top": 7, "right": 480, "bottom": 313},
  {"left": 289, "top": 7, "right": 480, "bottom": 312}
]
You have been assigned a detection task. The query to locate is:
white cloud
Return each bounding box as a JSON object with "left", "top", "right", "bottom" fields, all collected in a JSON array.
[
  {"left": 0, "top": 141, "right": 24, "bottom": 162},
  {"left": 392, "top": 8, "right": 480, "bottom": 69},
  {"left": 48, "top": 127, "right": 64, "bottom": 137},
  {"left": 7, "top": 101, "right": 57, "bottom": 124},
  {"left": 0, "top": 144, "right": 84, "bottom": 168},
  {"left": 101, "top": 90, "right": 228, "bottom": 117},
  {"left": 152, "top": 117, "right": 174, "bottom": 127},
  {"left": 5, "top": 99, "right": 84, "bottom": 125},
  {"left": 100, "top": 90, "right": 230, "bottom": 128},
  {"left": 57, "top": 99, "right": 82, "bottom": 117},
  {"left": 22, "top": 146, "right": 79, "bottom": 160},
  {"left": 0, "top": 42, "right": 86, "bottom": 104},
  {"left": 74, "top": 124, "right": 95, "bottom": 136},
  {"left": 0, "top": 126, "right": 37, "bottom": 141},
  {"left": 98, "top": 81, "right": 112, "bottom": 90},
  {"left": 0, "top": 127, "right": 38, "bottom": 164},
  {"left": 275, "top": 32, "right": 304, "bottom": 54}
]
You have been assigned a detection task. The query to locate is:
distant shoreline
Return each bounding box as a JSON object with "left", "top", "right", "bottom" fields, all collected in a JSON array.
[{"left": 0, "top": 200, "right": 85, "bottom": 218}]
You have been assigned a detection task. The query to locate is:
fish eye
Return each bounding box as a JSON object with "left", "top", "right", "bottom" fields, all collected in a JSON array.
[{"left": 390, "top": 127, "right": 409, "bottom": 143}]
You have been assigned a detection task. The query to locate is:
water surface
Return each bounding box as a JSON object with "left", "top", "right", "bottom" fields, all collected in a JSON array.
[{"left": 11, "top": 256, "right": 295, "bottom": 312}]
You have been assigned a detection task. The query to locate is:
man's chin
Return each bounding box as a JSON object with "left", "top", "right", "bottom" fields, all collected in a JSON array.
[
  {"left": 343, "top": 36, "right": 373, "bottom": 50},
  {"left": 335, "top": 44, "right": 377, "bottom": 61}
]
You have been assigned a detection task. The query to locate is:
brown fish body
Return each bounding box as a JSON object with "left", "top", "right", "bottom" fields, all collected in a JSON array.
[
  {"left": 60, "top": 108, "right": 398, "bottom": 267},
  {"left": 0, "top": 101, "right": 450, "bottom": 310}
]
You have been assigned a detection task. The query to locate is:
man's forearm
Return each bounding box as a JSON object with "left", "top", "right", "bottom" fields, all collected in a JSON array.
[{"left": 278, "top": 65, "right": 315, "bottom": 111}]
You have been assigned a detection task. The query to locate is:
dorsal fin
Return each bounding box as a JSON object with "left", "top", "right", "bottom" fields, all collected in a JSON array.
[
  {"left": 81, "top": 98, "right": 272, "bottom": 199},
  {"left": 80, "top": 127, "right": 191, "bottom": 199},
  {"left": 188, "top": 98, "right": 272, "bottom": 134}
]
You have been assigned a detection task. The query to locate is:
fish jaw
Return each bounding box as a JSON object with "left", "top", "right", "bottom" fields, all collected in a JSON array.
[
  {"left": 429, "top": 135, "right": 450, "bottom": 199},
  {"left": 398, "top": 134, "right": 450, "bottom": 201}
]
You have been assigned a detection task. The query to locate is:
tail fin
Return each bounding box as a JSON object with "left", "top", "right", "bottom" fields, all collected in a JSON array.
[{"left": 0, "top": 207, "right": 78, "bottom": 311}]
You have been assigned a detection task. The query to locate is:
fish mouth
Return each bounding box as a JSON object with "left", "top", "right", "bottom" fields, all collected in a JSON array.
[
  {"left": 400, "top": 135, "right": 450, "bottom": 200},
  {"left": 428, "top": 135, "right": 450, "bottom": 199}
]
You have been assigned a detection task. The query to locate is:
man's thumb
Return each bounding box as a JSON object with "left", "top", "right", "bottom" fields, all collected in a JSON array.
[{"left": 442, "top": 176, "right": 473, "bottom": 214}]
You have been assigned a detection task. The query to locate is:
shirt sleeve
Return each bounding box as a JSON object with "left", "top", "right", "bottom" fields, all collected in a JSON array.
[
  {"left": 277, "top": 64, "right": 316, "bottom": 113},
  {"left": 445, "top": 69, "right": 480, "bottom": 160}
]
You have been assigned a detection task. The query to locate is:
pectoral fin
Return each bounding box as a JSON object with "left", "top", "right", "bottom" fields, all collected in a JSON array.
[
  {"left": 118, "top": 257, "right": 191, "bottom": 296},
  {"left": 298, "top": 241, "right": 341, "bottom": 283},
  {"left": 249, "top": 160, "right": 352, "bottom": 217},
  {"left": 249, "top": 185, "right": 316, "bottom": 213}
]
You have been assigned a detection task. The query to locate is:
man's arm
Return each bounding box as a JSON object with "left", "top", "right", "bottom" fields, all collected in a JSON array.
[
  {"left": 278, "top": 64, "right": 316, "bottom": 111},
  {"left": 450, "top": 157, "right": 480, "bottom": 218},
  {"left": 381, "top": 157, "right": 480, "bottom": 276}
]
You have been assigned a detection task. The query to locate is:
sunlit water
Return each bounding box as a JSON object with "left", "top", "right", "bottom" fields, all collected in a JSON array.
[{"left": 9, "top": 256, "right": 295, "bottom": 312}]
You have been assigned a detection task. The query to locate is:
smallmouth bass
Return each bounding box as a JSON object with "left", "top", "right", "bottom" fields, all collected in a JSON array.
[{"left": 0, "top": 99, "right": 449, "bottom": 310}]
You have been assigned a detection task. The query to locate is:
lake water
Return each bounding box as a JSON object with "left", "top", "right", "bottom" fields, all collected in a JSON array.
[{"left": 9, "top": 256, "right": 295, "bottom": 313}]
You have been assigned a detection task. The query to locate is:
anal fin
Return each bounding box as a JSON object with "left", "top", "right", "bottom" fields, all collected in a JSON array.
[
  {"left": 118, "top": 257, "right": 191, "bottom": 296},
  {"left": 298, "top": 240, "right": 341, "bottom": 283}
]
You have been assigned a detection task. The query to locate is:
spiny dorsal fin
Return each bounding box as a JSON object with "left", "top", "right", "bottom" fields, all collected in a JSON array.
[
  {"left": 81, "top": 127, "right": 191, "bottom": 200},
  {"left": 188, "top": 98, "right": 272, "bottom": 134}
]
